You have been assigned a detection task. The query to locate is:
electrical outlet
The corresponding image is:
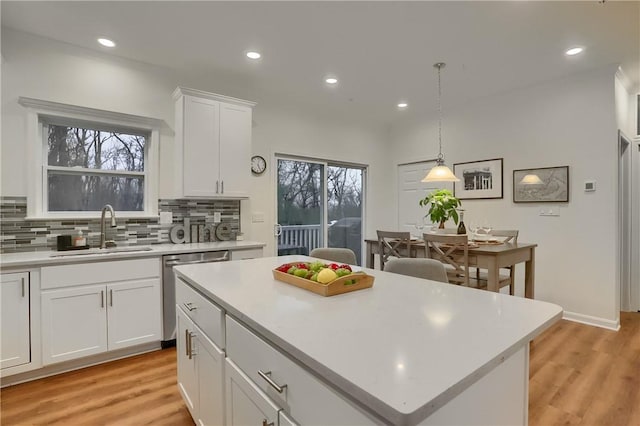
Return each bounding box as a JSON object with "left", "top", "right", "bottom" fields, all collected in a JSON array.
[
  {"left": 213, "top": 212, "right": 221, "bottom": 223},
  {"left": 539, "top": 206, "right": 559, "bottom": 216},
  {"left": 159, "top": 211, "right": 173, "bottom": 224}
]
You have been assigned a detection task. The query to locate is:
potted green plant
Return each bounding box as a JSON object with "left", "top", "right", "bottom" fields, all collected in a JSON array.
[{"left": 419, "top": 189, "right": 462, "bottom": 229}]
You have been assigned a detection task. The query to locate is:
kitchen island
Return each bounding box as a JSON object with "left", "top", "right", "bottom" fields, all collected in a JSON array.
[{"left": 175, "top": 255, "right": 562, "bottom": 425}]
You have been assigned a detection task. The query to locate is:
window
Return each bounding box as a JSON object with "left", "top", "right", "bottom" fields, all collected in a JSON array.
[
  {"left": 19, "top": 97, "right": 162, "bottom": 218},
  {"left": 45, "top": 121, "right": 148, "bottom": 212}
]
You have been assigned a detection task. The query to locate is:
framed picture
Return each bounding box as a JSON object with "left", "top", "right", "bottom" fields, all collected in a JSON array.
[
  {"left": 453, "top": 158, "right": 503, "bottom": 200},
  {"left": 513, "top": 166, "right": 569, "bottom": 203}
]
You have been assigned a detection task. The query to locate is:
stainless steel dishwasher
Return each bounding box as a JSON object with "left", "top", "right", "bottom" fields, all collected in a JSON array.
[{"left": 161, "top": 251, "right": 229, "bottom": 347}]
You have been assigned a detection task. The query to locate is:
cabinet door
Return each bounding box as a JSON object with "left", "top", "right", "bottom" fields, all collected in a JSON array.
[
  {"left": 196, "top": 330, "right": 225, "bottom": 426},
  {"left": 41, "top": 285, "right": 107, "bottom": 365},
  {"left": 177, "top": 308, "right": 198, "bottom": 419},
  {"left": 183, "top": 96, "right": 221, "bottom": 197},
  {"left": 225, "top": 358, "right": 280, "bottom": 426},
  {"left": 1, "top": 272, "right": 30, "bottom": 369},
  {"left": 107, "top": 279, "right": 162, "bottom": 351},
  {"left": 218, "top": 103, "right": 251, "bottom": 197}
]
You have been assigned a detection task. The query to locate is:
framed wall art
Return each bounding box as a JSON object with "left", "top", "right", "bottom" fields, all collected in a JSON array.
[
  {"left": 453, "top": 158, "right": 503, "bottom": 200},
  {"left": 513, "top": 166, "right": 569, "bottom": 203}
]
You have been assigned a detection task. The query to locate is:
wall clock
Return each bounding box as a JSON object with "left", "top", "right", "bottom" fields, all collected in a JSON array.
[{"left": 251, "top": 155, "right": 267, "bottom": 175}]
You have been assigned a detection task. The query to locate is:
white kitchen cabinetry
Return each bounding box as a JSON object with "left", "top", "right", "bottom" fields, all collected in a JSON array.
[
  {"left": 225, "top": 358, "right": 281, "bottom": 426},
  {"left": 1, "top": 272, "right": 31, "bottom": 370},
  {"left": 225, "top": 316, "right": 373, "bottom": 425},
  {"left": 177, "top": 304, "right": 224, "bottom": 426},
  {"left": 174, "top": 87, "right": 255, "bottom": 198},
  {"left": 40, "top": 258, "right": 161, "bottom": 365}
]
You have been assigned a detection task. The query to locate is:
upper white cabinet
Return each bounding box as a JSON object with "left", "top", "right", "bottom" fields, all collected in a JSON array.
[
  {"left": 1, "top": 272, "right": 31, "bottom": 370},
  {"left": 174, "top": 87, "right": 255, "bottom": 198}
]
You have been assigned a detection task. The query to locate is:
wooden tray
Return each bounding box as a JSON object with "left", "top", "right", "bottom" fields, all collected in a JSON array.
[{"left": 272, "top": 269, "right": 374, "bottom": 297}]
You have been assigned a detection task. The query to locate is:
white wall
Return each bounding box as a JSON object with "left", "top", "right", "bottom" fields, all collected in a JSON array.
[
  {"left": 1, "top": 29, "right": 394, "bottom": 257},
  {"left": 389, "top": 66, "right": 620, "bottom": 327}
]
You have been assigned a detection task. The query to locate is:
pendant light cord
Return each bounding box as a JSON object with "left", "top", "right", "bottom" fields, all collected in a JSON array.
[{"left": 436, "top": 63, "right": 443, "bottom": 164}]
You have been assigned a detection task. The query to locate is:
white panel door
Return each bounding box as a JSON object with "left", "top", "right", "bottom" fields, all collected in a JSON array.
[
  {"left": 183, "top": 96, "right": 220, "bottom": 197},
  {"left": 107, "top": 279, "right": 162, "bottom": 350},
  {"left": 177, "top": 308, "right": 198, "bottom": 418},
  {"left": 219, "top": 103, "right": 252, "bottom": 197},
  {"left": 41, "top": 285, "right": 107, "bottom": 365},
  {"left": 196, "top": 330, "right": 225, "bottom": 426},
  {"left": 225, "top": 358, "right": 280, "bottom": 426},
  {"left": 398, "top": 161, "right": 451, "bottom": 234},
  {"left": 0, "top": 272, "right": 30, "bottom": 369}
]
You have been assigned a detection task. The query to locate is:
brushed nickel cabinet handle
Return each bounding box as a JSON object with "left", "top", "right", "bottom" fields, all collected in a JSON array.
[
  {"left": 101, "top": 290, "right": 104, "bottom": 308},
  {"left": 185, "top": 329, "right": 191, "bottom": 357},
  {"left": 21, "top": 277, "right": 25, "bottom": 298},
  {"left": 258, "top": 370, "right": 287, "bottom": 393},
  {"left": 188, "top": 332, "right": 196, "bottom": 359},
  {"left": 221, "top": 180, "right": 224, "bottom": 193},
  {"left": 216, "top": 180, "right": 219, "bottom": 194},
  {"left": 184, "top": 302, "right": 197, "bottom": 311},
  {"left": 262, "top": 420, "right": 274, "bottom": 426},
  {"left": 109, "top": 289, "right": 113, "bottom": 307}
]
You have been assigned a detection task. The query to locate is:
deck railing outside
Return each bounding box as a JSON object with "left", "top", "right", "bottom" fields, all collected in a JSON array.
[{"left": 278, "top": 224, "right": 322, "bottom": 254}]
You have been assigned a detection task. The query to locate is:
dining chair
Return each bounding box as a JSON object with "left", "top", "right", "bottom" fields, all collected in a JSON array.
[
  {"left": 376, "top": 230, "right": 413, "bottom": 270},
  {"left": 475, "top": 230, "right": 519, "bottom": 295},
  {"left": 309, "top": 247, "right": 357, "bottom": 265},
  {"left": 383, "top": 258, "right": 449, "bottom": 283},
  {"left": 423, "top": 233, "right": 471, "bottom": 287}
]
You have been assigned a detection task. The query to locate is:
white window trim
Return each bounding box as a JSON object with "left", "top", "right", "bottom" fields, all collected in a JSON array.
[{"left": 19, "top": 97, "right": 164, "bottom": 219}]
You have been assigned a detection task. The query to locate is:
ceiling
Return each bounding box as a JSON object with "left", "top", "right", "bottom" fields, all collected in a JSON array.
[{"left": 2, "top": 1, "right": 638, "bottom": 125}]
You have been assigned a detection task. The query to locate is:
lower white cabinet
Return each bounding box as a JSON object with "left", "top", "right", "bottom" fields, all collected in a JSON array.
[
  {"left": 177, "top": 307, "right": 225, "bottom": 426},
  {"left": 41, "top": 278, "right": 161, "bottom": 365},
  {"left": 225, "top": 358, "right": 281, "bottom": 426},
  {"left": 1, "top": 272, "right": 31, "bottom": 370}
]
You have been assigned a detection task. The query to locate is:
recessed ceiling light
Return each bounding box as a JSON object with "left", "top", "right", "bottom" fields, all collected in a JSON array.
[
  {"left": 97, "top": 38, "right": 116, "bottom": 48},
  {"left": 397, "top": 103, "right": 408, "bottom": 108},
  {"left": 565, "top": 47, "right": 584, "bottom": 56},
  {"left": 246, "top": 51, "right": 261, "bottom": 60},
  {"left": 325, "top": 77, "right": 338, "bottom": 85}
]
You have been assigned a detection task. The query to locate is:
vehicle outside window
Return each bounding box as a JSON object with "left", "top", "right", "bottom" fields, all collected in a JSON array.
[{"left": 45, "top": 121, "right": 147, "bottom": 212}]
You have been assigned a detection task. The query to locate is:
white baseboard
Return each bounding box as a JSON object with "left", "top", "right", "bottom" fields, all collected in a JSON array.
[{"left": 563, "top": 311, "right": 620, "bottom": 331}]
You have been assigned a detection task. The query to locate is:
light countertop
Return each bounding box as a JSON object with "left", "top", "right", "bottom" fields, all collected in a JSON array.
[
  {"left": 0, "top": 241, "right": 265, "bottom": 269},
  {"left": 175, "top": 255, "right": 563, "bottom": 425}
]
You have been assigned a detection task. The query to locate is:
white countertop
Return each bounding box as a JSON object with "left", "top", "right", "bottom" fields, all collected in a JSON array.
[
  {"left": 175, "top": 255, "right": 562, "bottom": 425},
  {"left": 0, "top": 241, "right": 265, "bottom": 269}
]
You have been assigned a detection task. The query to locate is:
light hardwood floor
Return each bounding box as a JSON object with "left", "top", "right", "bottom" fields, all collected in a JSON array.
[{"left": 1, "top": 312, "right": 639, "bottom": 426}]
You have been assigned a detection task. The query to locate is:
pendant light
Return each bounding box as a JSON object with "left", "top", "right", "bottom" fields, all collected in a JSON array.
[{"left": 422, "top": 62, "right": 460, "bottom": 183}]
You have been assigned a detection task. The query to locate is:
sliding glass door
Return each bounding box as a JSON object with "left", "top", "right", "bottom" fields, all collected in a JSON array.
[{"left": 276, "top": 156, "right": 365, "bottom": 265}]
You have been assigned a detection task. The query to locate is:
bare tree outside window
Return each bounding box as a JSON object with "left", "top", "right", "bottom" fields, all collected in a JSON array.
[{"left": 46, "top": 124, "right": 146, "bottom": 211}]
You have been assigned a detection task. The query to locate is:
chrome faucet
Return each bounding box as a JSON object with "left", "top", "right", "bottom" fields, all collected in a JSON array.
[{"left": 100, "top": 204, "right": 117, "bottom": 249}]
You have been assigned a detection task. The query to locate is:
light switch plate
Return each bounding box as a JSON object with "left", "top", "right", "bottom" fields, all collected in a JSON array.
[
  {"left": 159, "top": 211, "right": 173, "bottom": 224},
  {"left": 213, "top": 212, "right": 221, "bottom": 223},
  {"left": 252, "top": 212, "right": 265, "bottom": 223}
]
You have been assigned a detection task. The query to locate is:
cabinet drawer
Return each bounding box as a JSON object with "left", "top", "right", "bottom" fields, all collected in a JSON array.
[
  {"left": 226, "top": 316, "right": 376, "bottom": 425},
  {"left": 41, "top": 258, "right": 160, "bottom": 290},
  {"left": 176, "top": 278, "right": 224, "bottom": 348}
]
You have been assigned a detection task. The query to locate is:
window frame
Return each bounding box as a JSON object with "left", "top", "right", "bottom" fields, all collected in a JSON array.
[{"left": 20, "top": 97, "right": 162, "bottom": 219}]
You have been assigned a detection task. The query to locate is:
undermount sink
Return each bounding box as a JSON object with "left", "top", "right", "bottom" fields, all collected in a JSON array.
[{"left": 50, "top": 246, "right": 153, "bottom": 257}]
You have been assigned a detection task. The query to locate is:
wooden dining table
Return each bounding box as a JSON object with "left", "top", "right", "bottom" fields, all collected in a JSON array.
[{"left": 364, "top": 238, "right": 537, "bottom": 299}]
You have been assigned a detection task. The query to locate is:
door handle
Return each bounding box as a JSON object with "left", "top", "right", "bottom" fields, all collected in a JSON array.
[
  {"left": 183, "top": 302, "right": 197, "bottom": 311},
  {"left": 274, "top": 224, "right": 283, "bottom": 237}
]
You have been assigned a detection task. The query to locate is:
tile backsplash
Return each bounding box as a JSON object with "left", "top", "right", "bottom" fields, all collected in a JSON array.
[{"left": 0, "top": 196, "right": 240, "bottom": 253}]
